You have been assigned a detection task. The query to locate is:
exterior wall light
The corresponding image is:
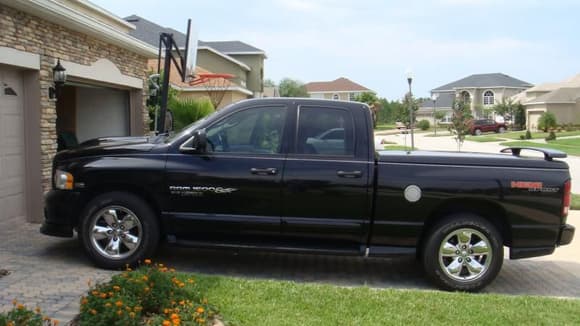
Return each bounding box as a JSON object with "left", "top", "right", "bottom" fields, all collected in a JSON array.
[{"left": 49, "top": 59, "right": 66, "bottom": 100}]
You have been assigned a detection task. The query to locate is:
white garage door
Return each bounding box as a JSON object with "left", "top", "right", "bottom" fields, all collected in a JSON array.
[
  {"left": 0, "top": 66, "right": 26, "bottom": 222},
  {"left": 528, "top": 111, "right": 543, "bottom": 131},
  {"left": 75, "top": 86, "right": 129, "bottom": 143}
]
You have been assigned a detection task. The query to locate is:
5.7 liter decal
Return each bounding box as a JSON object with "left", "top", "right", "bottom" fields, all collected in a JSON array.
[{"left": 169, "top": 185, "right": 238, "bottom": 197}]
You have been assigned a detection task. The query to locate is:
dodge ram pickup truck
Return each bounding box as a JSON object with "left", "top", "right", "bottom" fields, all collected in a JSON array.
[{"left": 41, "top": 98, "right": 575, "bottom": 291}]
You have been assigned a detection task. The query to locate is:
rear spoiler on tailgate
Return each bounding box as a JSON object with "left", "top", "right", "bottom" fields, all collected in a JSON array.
[{"left": 500, "top": 147, "right": 567, "bottom": 161}]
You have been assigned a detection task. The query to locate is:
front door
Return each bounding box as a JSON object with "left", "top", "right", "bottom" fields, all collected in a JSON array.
[
  {"left": 164, "top": 105, "right": 288, "bottom": 243},
  {"left": 281, "top": 105, "right": 372, "bottom": 250}
]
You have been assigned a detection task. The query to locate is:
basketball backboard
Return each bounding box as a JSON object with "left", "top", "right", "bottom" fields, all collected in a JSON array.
[{"left": 183, "top": 19, "right": 198, "bottom": 82}]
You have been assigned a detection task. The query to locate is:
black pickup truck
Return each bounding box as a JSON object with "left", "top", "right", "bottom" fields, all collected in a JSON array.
[{"left": 41, "top": 98, "right": 574, "bottom": 291}]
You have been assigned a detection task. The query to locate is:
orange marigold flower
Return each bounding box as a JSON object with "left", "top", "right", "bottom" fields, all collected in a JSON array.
[
  {"left": 172, "top": 318, "right": 181, "bottom": 326},
  {"left": 135, "top": 306, "right": 143, "bottom": 312},
  {"left": 171, "top": 313, "right": 179, "bottom": 320},
  {"left": 179, "top": 300, "right": 185, "bottom": 306},
  {"left": 113, "top": 285, "right": 121, "bottom": 291},
  {"left": 12, "top": 299, "right": 17, "bottom": 306},
  {"left": 142, "top": 275, "right": 149, "bottom": 281},
  {"left": 81, "top": 298, "right": 88, "bottom": 305},
  {"left": 144, "top": 259, "right": 152, "bottom": 265},
  {"left": 7, "top": 322, "right": 14, "bottom": 326},
  {"left": 170, "top": 268, "right": 176, "bottom": 273},
  {"left": 91, "top": 290, "right": 99, "bottom": 296},
  {"left": 54, "top": 320, "right": 60, "bottom": 326},
  {"left": 90, "top": 309, "right": 97, "bottom": 315},
  {"left": 129, "top": 312, "right": 136, "bottom": 318},
  {"left": 17, "top": 304, "right": 25, "bottom": 310},
  {"left": 35, "top": 307, "right": 41, "bottom": 313},
  {"left": 162, "top": 320, "right": 171, "bottom": 326},
  {"left": 164, "top": 308, "right": 172, "bottom": 314},
  {"left": 115, "top": 300, "right": 123, "bottom": 307},
  {"left": 144, "top": 287, "right": 150, "bottom": 293},
  {"left": 125, "top": 306, "right": 132, "bottom": 312},
  {"left": 100, "top": 293, "right": 107, "bottom": 299},
  {"left": 196, "top": 307, "right": 204, "bottom": 314},
  {"left": 117, "top": 310, "right": 123, "bottom": 316},
  {"left": 198, "top": 318, "right": 205, "bottom": 324},
  {"left": 105, "top": 303, "right": 112, "bottom": 308},
  {"left": 108, "top": 292, "right": 113, "bottom": 297}
]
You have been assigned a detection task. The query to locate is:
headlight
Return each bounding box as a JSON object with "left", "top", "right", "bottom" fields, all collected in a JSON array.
[{"left": 54, "top": 169, "right": 74, "bottom": 190}]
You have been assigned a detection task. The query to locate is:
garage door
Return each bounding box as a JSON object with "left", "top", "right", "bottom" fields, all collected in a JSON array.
[
  {"left": 0, "top": 66, "right": 26, "bottom": 222},
  {"left": 75, "top": 86, "right": 129, "bottom": 143},
  {"left": 528, "top": 111, "right": 543, "bottom": 131}
]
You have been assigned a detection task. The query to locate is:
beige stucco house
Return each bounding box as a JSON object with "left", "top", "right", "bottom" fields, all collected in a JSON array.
[
  {"left": 419, "top": 73, "right": 533, "bottom": 124},
  {"left": 125, "top": 15, "right": 266, "bottom": 109},
  {"left": 305, "top": 77, "right": 374, "bottom": 101},
  {"left": 512, "top": 74, "right": 580, "bottom": 130},
  {"left": 0, "top": 0, "right": 157, "bottom": 223}
]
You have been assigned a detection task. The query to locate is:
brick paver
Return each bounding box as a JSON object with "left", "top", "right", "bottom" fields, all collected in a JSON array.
[{"left": 1, "top": 212, "right": 578, "bottom": 323}]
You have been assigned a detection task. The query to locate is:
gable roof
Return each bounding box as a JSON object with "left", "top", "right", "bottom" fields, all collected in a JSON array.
[
  {"left": 199, "top": 41, "right": 264, "bottom": 55},
  {"left": 526, "top": 87, "right": 580, "bottom": 105},
  {"left": 305, "top": 77, "right": 372, "bottom": 93},
  {"left": 433, "top": 73, "right": 533, "bottom": 91},
  {"left": 419, "top": 92, "right": 455, "bottom": 109},
  {"left": 123, "top": 15, "right": 264, "bottom": 54}
]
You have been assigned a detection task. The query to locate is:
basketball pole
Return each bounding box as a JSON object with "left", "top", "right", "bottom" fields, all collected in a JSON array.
[{"left": 157, "top": 33, "right": 172, "bottom": 135}]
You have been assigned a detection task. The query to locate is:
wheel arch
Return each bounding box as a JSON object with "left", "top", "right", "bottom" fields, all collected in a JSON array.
[{"left": 418, "top": 198, "right": 511, "bottom": 257}]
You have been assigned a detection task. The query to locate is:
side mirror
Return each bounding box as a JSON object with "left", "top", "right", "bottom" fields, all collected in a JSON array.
[{"left": 180, "top": 129, "right": 207, "bottom": 153}]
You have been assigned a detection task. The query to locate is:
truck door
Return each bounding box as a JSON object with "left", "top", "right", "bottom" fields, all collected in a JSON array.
[
  {"left": 164, "top": 105, "right": 288, "bottom": 243},
  {"left": 281, "top": 104, "right": 373, "bottom": 250}
]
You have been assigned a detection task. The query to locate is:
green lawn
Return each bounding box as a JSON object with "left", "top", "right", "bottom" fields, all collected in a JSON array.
[
  {"left": 573, "top": 193, "right": 580, "bottom": 210},
  {"left": 466, "top": 136, "right": 505, "bottom": 142},
  {"left": 375, "top": 124, "right": 396, "bottom": 131},
  {"left": 499, "top": 130, "right": 580, "bottom": 140},
  {"left": 500, "top": 138, "right": 580, "bottom": 156},
  {"left": 383, "top": 145, "right": 415, "bottom": 150},
  {"left": 191, "top": 274, "right": 580, "bottom": 326}
]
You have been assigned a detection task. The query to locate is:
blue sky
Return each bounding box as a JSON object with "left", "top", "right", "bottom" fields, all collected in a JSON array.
[{"left": 92, "top": 0, "right": 580, "bottom": 100}]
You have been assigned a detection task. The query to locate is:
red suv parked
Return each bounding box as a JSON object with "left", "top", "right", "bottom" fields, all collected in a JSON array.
[{"left": 469, "top": 119, "right": 507, "bottom": 136}]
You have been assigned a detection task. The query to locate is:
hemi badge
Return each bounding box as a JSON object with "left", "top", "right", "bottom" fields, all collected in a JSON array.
[{"left": 511, "top": 181, "right": 543, "bottom": 189}]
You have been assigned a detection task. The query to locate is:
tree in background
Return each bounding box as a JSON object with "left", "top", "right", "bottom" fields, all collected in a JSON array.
[
  {"left": 278, "top": 78, "right": 309, "bottom": 97},
  {"left": 401, "top": 93, "right": 420, "bottom": 126},
  {"left": 263, "top": 79, "right": 276, "bottom": 87},
  {"left": 513, "top": 103, "right": 526, "bottom": 130},
  {"left": 449, "top": 99, "right": 473, "bottom": 151},
  {"left": 355, "top": 92, "right": 380, "bottom": 127}
]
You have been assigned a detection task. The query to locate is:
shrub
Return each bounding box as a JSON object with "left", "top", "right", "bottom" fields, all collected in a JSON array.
[
  {"left": 519, "top": 135, "right": 525, "bottom": 140},
  {"left": 79, "top": 261, "right": 218, "bottom": 326},
  {"left": 537, "top": 112, "right": 557, "bottom": 132},
  {"left": 0, "top": 300, "right": 59, "bottom": 326},
  {"left": 169, "top": 97, "right": 214, "bottom": 132},
  {"left": 417, "top": 119, "right": 430, "bottom": 131},
  {"left": 545, "top": 131, "right": 557, "bottom": 141},
  {"left": 525, "top": 130, "right": 532, "bottom": 139}
]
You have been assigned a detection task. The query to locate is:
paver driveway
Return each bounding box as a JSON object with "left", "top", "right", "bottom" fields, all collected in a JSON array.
[{"left": 1, "top": 210, "right": 579, "bottom": 323}]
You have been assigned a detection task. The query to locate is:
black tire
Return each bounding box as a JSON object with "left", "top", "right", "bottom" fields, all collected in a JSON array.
[
  {"left": 474, "top": 129, "right": 482, "bottom": 136},
  {"left": 78, "top": 192, "right": 160, "bottom": 269},
  {"left": 422, "top": 213, "right": 503, "bottom": 292}
]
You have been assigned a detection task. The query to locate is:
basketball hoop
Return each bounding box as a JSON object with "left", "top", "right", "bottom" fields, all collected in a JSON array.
[{"left": 189, "top": 73, "right": 235, "bottom": 109}]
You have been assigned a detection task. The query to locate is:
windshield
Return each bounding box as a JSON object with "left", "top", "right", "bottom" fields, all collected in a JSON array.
[{"left": 164, "top": 109, "right": 221, "bottom": 143}]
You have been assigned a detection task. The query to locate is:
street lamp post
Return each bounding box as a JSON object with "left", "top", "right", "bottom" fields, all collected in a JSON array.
[
  {"left": 406, "top": 70, "right": 414, "bottom": 150},
  {"left": 432, "top": 93, "right": 439, "bottom": 136}
]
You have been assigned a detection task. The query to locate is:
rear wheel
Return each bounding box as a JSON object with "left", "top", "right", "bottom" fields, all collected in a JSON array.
[
  {"left": 422, "top": 214, "right": 503, "bottom": 292},
  {"left": 498, "top": 126, "right": 506, "bottom": 133},
  {"left": 79, "top": 192, "right": 159, "bottom": 269},
  {"left": 474, "top": 129, "right": 482, "bottom": 136}
]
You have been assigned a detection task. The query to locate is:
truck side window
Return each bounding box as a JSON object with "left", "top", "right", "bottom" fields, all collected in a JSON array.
[
  {"left": 296, "top": 107, "right": 354, "bottom": 156},
  {"left": 206, "top": 106, "right": 287, "bottom": 154}
]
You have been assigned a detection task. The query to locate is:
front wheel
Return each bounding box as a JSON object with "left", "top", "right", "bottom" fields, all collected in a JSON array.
[
  {"left": 79, "top": 192, "right": 160, "bottom": 269},
  {"left": 474, "top": 129, "right": 482, "bottom": 136},
  {"left": 422, "top": 214, "right": 503, "bottom": 292},
  {"left": 498, "top": 127, "right": 506, "bottom": 133}
]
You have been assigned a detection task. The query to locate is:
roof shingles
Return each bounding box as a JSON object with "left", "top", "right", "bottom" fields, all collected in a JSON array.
[
  {"left": 305, "top": 77, "right": 372, "bottom": 93},
  {"left": 433, "top": 73, "right": 532, "bottom": 91}
]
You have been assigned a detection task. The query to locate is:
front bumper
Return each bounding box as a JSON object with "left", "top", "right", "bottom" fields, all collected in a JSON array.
[
  {"left": 558, "top": 224, "right": 575, "bottom": 246},
  {"left": 40, "top": 189, "right": 83, "bottom": 238}
]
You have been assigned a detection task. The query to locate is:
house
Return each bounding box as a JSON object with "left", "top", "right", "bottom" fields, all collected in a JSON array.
[
  {"left": 305, "top": 77, "right": 374, "bottom": 101},
  {"left": 511, "top": 74, "right": 580, "bottom": 130},
  {"left": 0, "top": 0, "right": 157, "bottom": 223},
  {"left": 419, "top": 73, "right": 533, "bottom": 123},
  {"left": 124, "top": 15, "right": 266, "bottom": 109}
]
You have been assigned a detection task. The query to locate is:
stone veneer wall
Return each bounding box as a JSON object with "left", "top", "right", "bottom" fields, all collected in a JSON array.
[{"left": 0, "top": 5, "right": 150, "bottom": 194}]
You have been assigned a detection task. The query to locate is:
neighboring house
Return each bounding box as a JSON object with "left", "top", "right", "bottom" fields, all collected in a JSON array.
[
  {"left": 420, "top": 73, "right": 533, "bottom": 123},
  {"left": 263, "top": 86, "right": 280, "bottom": 97},
  {"left": 511, "top": 74, "right": 580, "bottom": 130},
  {"left": 125, "top": 15, "right": 266, "bottom": 109},
  {"left": 0, "top": 0, "right": 156, "bottom": 223},
  {"left": 305, "top": 77, "right": 374, "bottom": 101}
]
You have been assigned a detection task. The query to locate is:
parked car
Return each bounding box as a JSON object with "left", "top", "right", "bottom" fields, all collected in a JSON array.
[
  {"left": 469, "top": 119, "right": 507, "bottom": 136},
  {"left": 41, "top": 98, "right": 574, "bottom": 292}
]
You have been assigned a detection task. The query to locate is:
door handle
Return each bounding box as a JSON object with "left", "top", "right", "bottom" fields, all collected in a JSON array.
[
  {"left": 251, "top": 167, "right": 278, "bottom": 175},
  {"left": 336, "top": 170, "right": 362, "bottom": 178}
]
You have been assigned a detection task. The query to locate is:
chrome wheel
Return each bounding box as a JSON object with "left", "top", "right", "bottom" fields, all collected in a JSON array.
[
  {"left": 89, "top": 206, "right": 143, "bottom": 260},
  {"left": 474, "top": 129, "right": 482, "bottom": 136},
  {"left": 438, "top": 228, "right": 492, "bottom": 282}
]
